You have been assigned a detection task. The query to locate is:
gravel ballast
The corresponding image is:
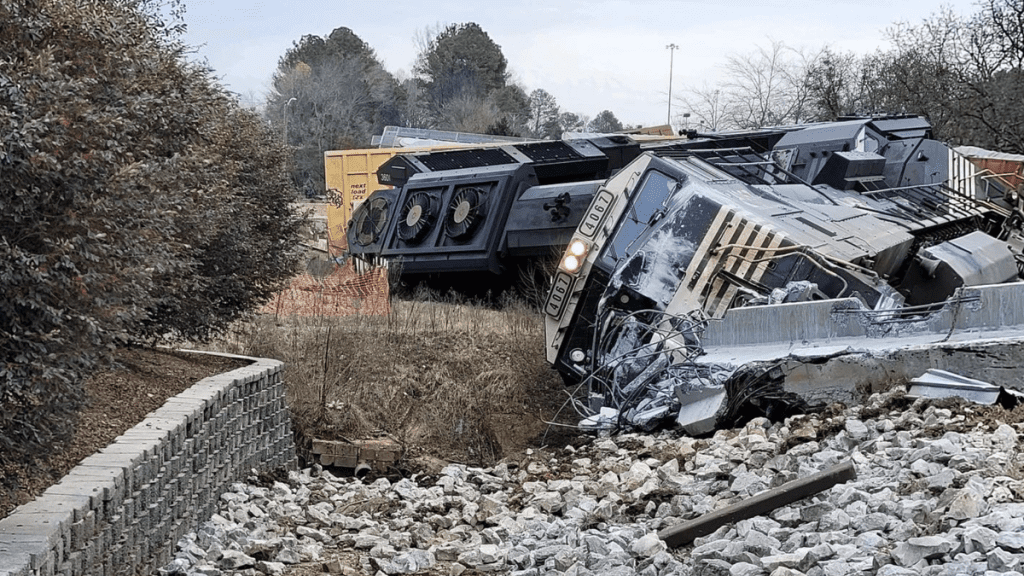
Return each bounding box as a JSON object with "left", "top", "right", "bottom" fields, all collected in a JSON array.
[{"left": 160, "top": 389, "right": 1024, "bottom": 576}]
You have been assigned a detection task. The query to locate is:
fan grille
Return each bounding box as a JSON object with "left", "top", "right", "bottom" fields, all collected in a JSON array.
[
  {"left": 353, "top": 197, "right": 389, "bottom": 246},
  {"left": 444, "top": 187, "right": 487, "bottom": 240},
  {"left": 397, "top": 191, "right": 438, "bottom": 243}
]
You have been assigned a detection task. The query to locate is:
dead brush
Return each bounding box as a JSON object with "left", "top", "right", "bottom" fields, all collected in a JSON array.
[{"left": 213, "top": 290, "right": 568, "bottom": 467}]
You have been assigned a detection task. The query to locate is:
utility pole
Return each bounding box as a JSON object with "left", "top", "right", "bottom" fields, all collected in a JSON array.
[
  {"left": 666, "top": 43, "right": 678, "bottom": 126},
  {"left": 283, "top": 97, "right": 297, "bottom": 144}
]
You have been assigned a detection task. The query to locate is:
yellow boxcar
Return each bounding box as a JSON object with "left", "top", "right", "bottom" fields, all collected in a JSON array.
[{"left": 323, "top": 148, "right": 404, "bottom": 256}]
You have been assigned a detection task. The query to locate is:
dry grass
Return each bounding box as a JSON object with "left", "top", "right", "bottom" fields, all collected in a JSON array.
[{"left": 214, "top": 292, "right": 570, "bottom": 467}]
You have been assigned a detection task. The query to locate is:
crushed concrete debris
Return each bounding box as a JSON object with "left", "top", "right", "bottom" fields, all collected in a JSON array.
[{"left": 163, "top": 389, "right": 1024, "bottom": 576}]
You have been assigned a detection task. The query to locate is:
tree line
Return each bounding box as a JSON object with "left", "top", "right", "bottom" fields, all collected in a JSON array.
[
  {"left": 265, "top": 23, "right": 627, "bottom": 195},
  {"left": 674, "top": 0, "right": 1024, "bottom": 154}
]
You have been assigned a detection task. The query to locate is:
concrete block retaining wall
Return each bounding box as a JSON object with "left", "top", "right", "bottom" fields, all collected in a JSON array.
[{"left": 0, "top": 354, "right": 297, "bottom": 576}]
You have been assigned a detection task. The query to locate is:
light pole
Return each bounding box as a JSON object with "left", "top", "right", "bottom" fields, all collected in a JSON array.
[
  {"left": 666, "top": 43, "right": 678, "bottom": 126},
  {"left": 283, "top": 97, "right": 297, "bottom": 144}
]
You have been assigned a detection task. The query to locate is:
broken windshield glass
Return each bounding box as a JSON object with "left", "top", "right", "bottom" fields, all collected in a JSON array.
[{"left": 602, "top": 170, "right": 679, "bottom": 265}]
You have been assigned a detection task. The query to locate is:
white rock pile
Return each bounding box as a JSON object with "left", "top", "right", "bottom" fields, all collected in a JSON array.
[{"left": 160, "top": 389, "right": 1024, "bottom": 576}]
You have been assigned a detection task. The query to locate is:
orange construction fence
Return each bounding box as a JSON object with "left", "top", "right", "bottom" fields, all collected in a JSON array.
[{"left": 261, "top": 260, "right": 390, "bottom": 317}]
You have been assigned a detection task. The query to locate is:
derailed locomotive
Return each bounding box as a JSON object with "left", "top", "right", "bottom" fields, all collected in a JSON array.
[
  {"left": 346, "top": 135, "right": 642, "bottom": 294},
  {"left": 543, "top": 117, "right": 1024, "bottom": 432},
  {"left": 348, "top": 117, "right": 1024, "bottom": 433}
]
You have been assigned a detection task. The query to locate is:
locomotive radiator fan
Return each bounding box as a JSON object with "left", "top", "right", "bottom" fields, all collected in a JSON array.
[
  {"left": 397, "top": 191, "right": 438, "bottom": 244},
  {"left": 443, "top": 186, "right": 487, "bottom": 240},
  {"left": 351, "top": 196, "right": 390, "bottom": 247}
]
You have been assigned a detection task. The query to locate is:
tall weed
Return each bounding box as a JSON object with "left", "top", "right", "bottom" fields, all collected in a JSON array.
[{"left": 215, "top": 293, "right": 565, "bottom": 466}]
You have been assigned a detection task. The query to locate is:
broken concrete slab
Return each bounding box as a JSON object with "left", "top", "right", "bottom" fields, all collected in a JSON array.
[
  {"left": 907, "top": 369, "right": 1001, "bottom": 404},
  {"left": 579, "top": 406, "right": 621, "bottom": 431},
  {"left": 674, "top": 388, "right": 727, "bottom": 436}
]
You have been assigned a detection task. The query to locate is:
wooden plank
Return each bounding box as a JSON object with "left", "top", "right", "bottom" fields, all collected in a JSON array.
[
  {"left": 658, "top": 460, "right": 857, "bottom": 548},
  {"left": 361, "top": 446, "right": 399, "bottom": 463},
  {"left": 334, "top": 455, "right": 359, "bottom": 468},
  {"left": 311, "top": 437, "right": 400, "bottom": 468},
  {"left": 331, "top": 443, "right": 359, "bottom": 458}
]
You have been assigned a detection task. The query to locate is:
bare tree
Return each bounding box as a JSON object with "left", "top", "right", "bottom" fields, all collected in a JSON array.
[
  {"left": 722, "top": 39, "right": 811, "bottom": 128},
  {"left": 674, "top": 84, "right": 729, "bottom": 132},
  {"left": 272, "top": 55, "right": 394, "bottom": 193},
  {"left": 987, "top": 0, "right": 1024, "bottom": 69},
  {"left": 674, "top": 40, "right": 812, "bottom": 132},
  {"left": 803, "top": 47, "right": 869, "bottom": 121},
  {"left": 412, "top": 22, "right": 446, "bottom": 60},
  {"left": 436, "top": 93, "right": 499, "bottom": 133},
  {"left": 880, "top": 0, "right": 1024, "bottom": 152},
  {"left": 395, "top": 76, "right": 433, "bottom": 129},
  {"left": 237, "top": 89, "right": 265, "bottom": 112}
]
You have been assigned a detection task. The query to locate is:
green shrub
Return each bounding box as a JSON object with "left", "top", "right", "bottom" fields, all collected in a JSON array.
[{"left": 0, "top": 0, "right": 303, "bottom": 464}]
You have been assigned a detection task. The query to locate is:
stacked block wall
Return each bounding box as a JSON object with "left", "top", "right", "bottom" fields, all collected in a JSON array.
[{"left": 0, "top": 355, "right": 296, "bottom": 576}]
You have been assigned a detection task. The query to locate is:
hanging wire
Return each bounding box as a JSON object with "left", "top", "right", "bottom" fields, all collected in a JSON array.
[{"left": 564, "top": 305, "right": 713, "bottom": 431}]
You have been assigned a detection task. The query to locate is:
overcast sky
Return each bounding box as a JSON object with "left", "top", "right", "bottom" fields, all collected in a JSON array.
[{"left": 181, "top": 0, "right": 979, "bottom": 128}]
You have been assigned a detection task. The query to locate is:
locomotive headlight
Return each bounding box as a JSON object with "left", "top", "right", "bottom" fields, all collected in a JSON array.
[
  {"left": 562, "top": 255, "right": 581, "bottom": 273},
  {"left": 560, "top": 238, "right": 590, "bottom": 274},
  {"left": 568, "top": 238, "right": 588, "bottom": 258}
]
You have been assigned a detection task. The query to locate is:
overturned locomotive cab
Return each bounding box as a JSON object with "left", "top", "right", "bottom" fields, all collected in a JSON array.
[
  {"left": 542, "top": 117, "right": 1024, "bottom": 434},
  {"left": 346, "top": 136, "right": 642, "bottom": 293}
]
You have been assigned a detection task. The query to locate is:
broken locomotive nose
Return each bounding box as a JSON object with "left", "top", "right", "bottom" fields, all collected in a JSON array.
[{"left": 540, "top": 116, "right": 1024, "bottom": 434}]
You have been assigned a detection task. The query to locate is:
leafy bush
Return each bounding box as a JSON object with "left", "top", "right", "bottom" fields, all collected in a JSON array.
[{"left": 0, "top": 0, "right": 303, "bottom": 464}]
